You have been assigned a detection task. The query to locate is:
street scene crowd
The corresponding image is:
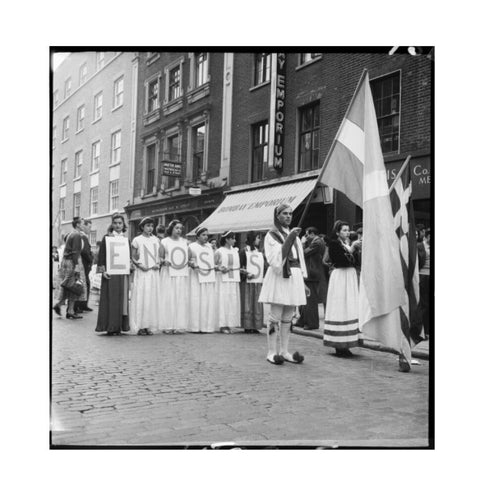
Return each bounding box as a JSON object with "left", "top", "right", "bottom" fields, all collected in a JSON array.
[{"left": 52, "top": 206, "right": 430, "bottom": 368}]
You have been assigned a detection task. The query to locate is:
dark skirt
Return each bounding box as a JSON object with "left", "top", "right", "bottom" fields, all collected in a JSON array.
[
  {"left": 95, "top": 274, "right": 130, "bottom": 334},
  {"left": 240, "top": 281, "right": 264, "bottom": 330}
]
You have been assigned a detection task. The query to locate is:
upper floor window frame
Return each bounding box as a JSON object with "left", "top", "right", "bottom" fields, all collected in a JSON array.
[{"left": 253, "top": 53, "right": 272, "bottom": 87}]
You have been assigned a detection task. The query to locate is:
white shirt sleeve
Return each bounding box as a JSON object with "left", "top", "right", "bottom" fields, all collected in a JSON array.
[{"left": 264, "top": 232, "right": 284, "bottom": 273}]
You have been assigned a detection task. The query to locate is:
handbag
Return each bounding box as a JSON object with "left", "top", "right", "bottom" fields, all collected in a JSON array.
[{"left": 61, "top": 274, "right": 84, "bottom": 296}]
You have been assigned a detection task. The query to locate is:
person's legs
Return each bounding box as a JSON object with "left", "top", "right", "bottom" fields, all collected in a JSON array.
[
  {"left": 266, "top": 304, "right": 283, "bottom": 364},
  {"left": 279, "top": 306, "right": 304, "bottom": 363}
]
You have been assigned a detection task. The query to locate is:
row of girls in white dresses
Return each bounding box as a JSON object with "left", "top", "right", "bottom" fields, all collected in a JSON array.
[{"left": 129, "top": 228, "right": 263, "bottom": 334}]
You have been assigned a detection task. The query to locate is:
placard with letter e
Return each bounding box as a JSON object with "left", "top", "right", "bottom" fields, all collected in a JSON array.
[
  {"left": 246, "top": 250, "right": 264, "bottom": 283},
  {"left": 105, "top": 236, "right": 131, "bottom": 275}
]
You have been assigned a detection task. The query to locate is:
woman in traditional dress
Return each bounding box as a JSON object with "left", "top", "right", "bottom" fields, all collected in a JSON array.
[
  {"left": 239, "top": 231, "right": 265, "bottom": 334},
  {"left": 214, "top": 231, "right": 241, "bottom": 334},
  {"left": 323, "top": 220, "right": 362, "bottom": 356},
  {"left": 95, "top": 214, "right": 131, "bottom": 335},
  {"left": 159, "top": 220, "right": 190, "bottom": 334},
  {"left": 258, "top": 204, "right": 308, "bottom": 365},
  {"left": 188, "top": 226, "right": 217, "bottom": 333},
  {"left": 130, "top": 217, "right": 162, "bottom": 335},
  {"left": 53, "top": 218, "right": 88, "bottom": 319}
]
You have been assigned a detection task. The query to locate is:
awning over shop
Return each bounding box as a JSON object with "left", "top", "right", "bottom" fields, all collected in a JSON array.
[{"left": 189, "top": 178, "right": 318, "bottom": 234}]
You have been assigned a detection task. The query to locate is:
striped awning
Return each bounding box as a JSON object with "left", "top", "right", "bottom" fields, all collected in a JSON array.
[{"left": 190, "top": 178, "right": 318, "bottom": 234}]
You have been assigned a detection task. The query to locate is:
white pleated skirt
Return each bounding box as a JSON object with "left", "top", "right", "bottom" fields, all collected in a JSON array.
[
  {"left": 258, "top": 267, "right": 306, "bottom": 306},
  {"left": 323, "top": 267, "right": 362, "bottom": 349},
  {"left": 158, "top": 268, "right": 190, "bottom": 330},
  {"left": 129, "top": 269, "right": 162, "bottom": 333},
  {"left": 189, "top": 270, "right": 217, "bottom": 333},
  {"left": 215, "top": 273, "right": 241, "bottom": 328}
]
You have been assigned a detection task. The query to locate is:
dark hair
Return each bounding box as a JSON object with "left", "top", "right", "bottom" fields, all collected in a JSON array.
[
  {"left": 356, "top": 227, "right": 363, "bottom": 235},
  {"left": 425, "top": 228, "right": 431, "bottom": 237},
  {"left": 220, "top": 231, "right": 235, "bottom": 246},
  {"left": 306, "top": 226, "right": 319, "bottom": 236},
  {"left": 349, "top": 232, "right": 358, "bottom": 242},
  {"left": 110, "top": 214, "right": 127, "bottom": 232},
  {"left": 166, "top": 220, "right": 182, "bottom": 237},
  {"left": 72, "top": 217, "right": 82, "bottom": 229},
  {"left": 416, "top": 224, "right": 425, "bottom": 231},
  {"left": 245, "top": 231, "right": 261, "bottom": 250},
  {"left": 83, "top": 218, "right": 92, "bottom": 226},
  {"left": 96, "top": 241, "right": 102, "bottom": 247},
  {"left": 331, "top": 220, "right": 349, "bottom": 239},
  {"left": 156, "top": 224, "right": 166, "bottom": 235}
]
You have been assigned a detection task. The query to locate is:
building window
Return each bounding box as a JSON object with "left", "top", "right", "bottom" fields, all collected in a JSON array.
[
  {"left": 73, "top": 192, "right": 81, "bottom": 217},
  {"left": 145, "top": 143, "right": 157, "bottom": 194},
  {"left": 194, "top": 53, "right": 208, "bottom": 87},
  {"left": 252, "top": 122, "right": 269, "bottom": 182},
  {"left": 371, "top": 72, "right": 401, "bottom": 153},
  {"left": 91, "top": 141, "right": 101, "bottom": 171},
  {"left": 298, "top": 102, "right": 320, "bottom": 172},
  {"left": 192, "top": 123, "right": 205, "bottom": 181},
  {"left": 96, "top": 52, "right": 105, "bottom": 70},
  {"left": 254, "top": 53, "right": 271, "bottom": 86},
  {"left": 64, "top": 77, "right": 72, "bottom": 98},
  {"left": 76, "top": 105, "right": 85, "bottom": 132},
  {"left": 93, "top": 92, "right": 103, "bottom": 121},
  {"left": 60, "top": 158, "right": 68, "bottom": 184},
  {"left": 74, "top": 150, "right": 83, "bottom": 178},
  {"left": 168, "top": 65, "right": 181, "bottom": 101},
  {"left": 109, "top": 179, "right": 120, "bottom": 211},
  {"left": 89, "top": 230, "right": 97, "bottom": 245},
  {"left": 54, "top": 90, "right": 59, "bottom": 107},
  {"left": 299, "top": 53, "right": 322, "bottom": 65},
  {"left": 52, "top": 126, "right": 56, "bottom": 149},
  {"left": 113, "top": 76, "right": 124, "bottom": 108},
  {"left": 146, "top": 78, "right": 159, "bottom": 113},
  {"left": 90, "top": 186, "right": 98, "bottom": 215},
  {"left": 62, "top": 116, "right": 70, "bottom": 141},
  {"left": 111, "top": 130, "right": 121, "bottom": 164},
  {"left": 79, "top": 63, "right": 88, "bottom": 85},
  {"left": 59, "top": 198, "right": 65, "bottom": 221}
]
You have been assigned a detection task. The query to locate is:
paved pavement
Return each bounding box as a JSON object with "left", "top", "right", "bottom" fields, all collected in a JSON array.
[{"left": 51, "top": 298, "right": 430, "bottom": 447}]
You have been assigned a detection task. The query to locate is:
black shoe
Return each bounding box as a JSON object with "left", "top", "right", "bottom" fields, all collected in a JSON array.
[
  {"left": 75, "top": 308, "right": 84, "bottom": 314},
  {"left": 335, "top": 348, "right": 353, "bottom": 357},
  {"left": 53, "top": 304, "right": 61, "bottom": 316},
  {"left": 251, "top": 330, "right": 260, "bottom": 334},
  {"left": 83, "top": 307, "right": 94, "bottom": 312},
  {"left": 66, "top": 313, "right": 83, "bottom": 319}
]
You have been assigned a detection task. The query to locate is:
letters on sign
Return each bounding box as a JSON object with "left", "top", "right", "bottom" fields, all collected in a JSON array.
[
  {"left": 197, "top": 248, "right": 215, "bottom": 283},
  {"left": 105, "top": 236, "right": 130, "bottom": 275},
  {"left": 246, "top": 251, "right": 264, "bottom": 283},
  {"left": 222, "top": 250, "right": 240, "bottom": 283},
  {"left": 168, "top": 244, "right": 189, "bottom": 277},
  {"left": 139, "top": 242, "right": 158, "bottom": 269}
]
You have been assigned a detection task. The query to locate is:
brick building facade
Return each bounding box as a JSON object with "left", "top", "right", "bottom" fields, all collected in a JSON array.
[{"left": 52, "top": 52, "right": 137, "bottom": 247}]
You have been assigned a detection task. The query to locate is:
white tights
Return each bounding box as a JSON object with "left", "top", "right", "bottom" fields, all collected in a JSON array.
[{"left": 267, "top": 304, "right": 295, "bottom": 358}]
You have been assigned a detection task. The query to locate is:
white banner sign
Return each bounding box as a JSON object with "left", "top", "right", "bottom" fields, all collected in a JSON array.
[
  {"left": 197, "top": 247, "right": 216, "bottom": 284},
  {"left": 221, "top": 250, "right": 240, "bottom": 283},
  {"left": 106, "top": 236, "right": 130, "bottom": 275},
  {"left": 246, "top": 251, "right": 264, "bottom": 283},
  {"left": 168, "top": 244, "right": 189, "bottom": 277}
]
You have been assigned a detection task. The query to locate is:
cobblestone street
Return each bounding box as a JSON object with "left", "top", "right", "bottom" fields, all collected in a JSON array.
[{"left": 51, "top": 303, "right": 429, "bottom": 447}]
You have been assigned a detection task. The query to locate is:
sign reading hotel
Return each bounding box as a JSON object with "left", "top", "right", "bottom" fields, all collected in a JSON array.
[
  {"left": 268, "top": 53, "right": 286, "bottom": 170},
  {"left": 105, "top": 236, "right": 131, "bottom": 275},
  {"left": 162, "top": 161, "right": 183, "bottom": 177}
]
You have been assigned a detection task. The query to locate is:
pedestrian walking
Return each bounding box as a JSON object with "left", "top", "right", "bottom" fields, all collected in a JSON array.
[
  {"left": 95, "top": 214, "right": 131, "bottom": 335},
  {"left": 296, "top": 226, "right": 328, "bottom": 330},
  {"left": 239, "top": 231, "right": 265, "bottom": 334},
  {"left": 323, "top": 220, "right": 362, "bottom": 356},
  {"left": 214, "top": 231, "right": 241, "bottom": 334},
  {"left": 53, "top": 217, "right": 88, "bottom": 319},
  {"left": 188, "top": 227, "right": 217, "bottom": 333},
  {"left": 159, "top": 220, "right": 190, "bottom": 334},
  {"left": 258, "top": 204, "right": 308, "bottom": 365},
  {"left": 74, "top": 219, "right": 94, "bottom": 313},
  {"left": 130, "top": 217, "right": 162, "bottom": 336},
  {"left": 52, "top": 246, "right": 59, "bottom": 290}
]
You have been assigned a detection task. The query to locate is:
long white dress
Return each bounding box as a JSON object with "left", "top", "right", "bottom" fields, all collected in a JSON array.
[
  {"left": 159, "top": 236, "right": 190, "bottom": 331},
  {"left": 259, "top": 231, "right": 308, "bottom": 306},
  {"left": 129, "top": 234, "right": 162, "bottom": 333},
  {"left": 188, "top": 242, "right": 217, "bottom": 333},
  {"left": 215, "top": 246, "right": 241, "bottom": 329}
]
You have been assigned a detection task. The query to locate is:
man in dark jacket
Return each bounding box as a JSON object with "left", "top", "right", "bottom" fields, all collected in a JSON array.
[
  {"left": 74, "top": 218, "right": 94, "bottom": 313},
  {"left": 296, "top": 227, "right": 328, "bottom": 330}
]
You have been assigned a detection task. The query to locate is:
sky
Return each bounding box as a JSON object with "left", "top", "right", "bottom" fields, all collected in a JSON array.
[{"left": 52, "top": 52, "right": 69, "bottom": 70}]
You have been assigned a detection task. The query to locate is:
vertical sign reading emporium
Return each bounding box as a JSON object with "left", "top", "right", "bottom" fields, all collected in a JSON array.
[{"left": 268, "top": 53, "right": 286, "bottom": 170}]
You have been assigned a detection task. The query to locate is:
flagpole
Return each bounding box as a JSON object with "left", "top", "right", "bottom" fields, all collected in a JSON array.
[
  {"left": 297, "top": 68, "right": 369, "bottom": 229},
  {"left": 388, "top": 155, "right": 412, "bottom": 194}
]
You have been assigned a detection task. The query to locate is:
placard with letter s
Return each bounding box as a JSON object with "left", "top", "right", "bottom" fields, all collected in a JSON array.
[{"left": 246, "top": 250, "right": 264, "bottom": 283}]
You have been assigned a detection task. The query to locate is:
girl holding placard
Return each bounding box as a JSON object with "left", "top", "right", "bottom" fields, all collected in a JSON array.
[
  {"left": 214, "top": 231, "right": 241, "bottom": 334},
  {"left": 159, "top": 220, "right": 190, "bottom": 334},
  {"left": 130, "top": 217, "right": 162, "bottom": 335},
  {"left": 239, "top": 232, "right": 265, "bottom": 334},
  {"left": 95, "top": 214, "right": 131, "bottom": 335},
  {"left": 188, "top": 226, "right": 217, "bottom": 333}
]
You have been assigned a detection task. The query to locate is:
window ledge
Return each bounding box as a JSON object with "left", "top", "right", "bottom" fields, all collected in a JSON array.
[
  {"left": 147, "top": 54, "right": 161, "bottom": 65},
  {"left": 112, "top": 104, "right": 123, "bottom": 113},
  {"left": 61, "top": 138, "right": 69, "bottom": 144},
  {"left": 59, "top": 182, "right": 67, "bottom": 187},
  {"left": 249, "top": 80, "right": 270, "bottom": 92},
  {"left": 143, "top": 108, "right": 161, "bottom": 125},
  {"left": 142, "top": 192, "right": 158, "bottom": 199},
  {"left": 295, "top": 56, "right": 323, "bottom": 71},
  {"left": 187, "top": 83, "right": 210, "bottom": 104},
  {"left": 73, "top": 176, "right": 82, "bottom": 182},
  {"left": 109, "top": 162, "right": 121, "bottom": 168},
  {"left": 89, "top": 170, "right": 99, "bottom": 176},
  {"left": 92, "top": 117, "right": 102, "bottom": 125},
  {"left": 75, "top": 128, "right": 84, "bottom": 135},
  {"left": 163, "top": 98, "right": 183, "bottom": 116}
]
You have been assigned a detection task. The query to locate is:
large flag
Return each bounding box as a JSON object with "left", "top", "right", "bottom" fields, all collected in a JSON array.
[
  {"left": 390, "top": 162, "right": 424, "bottom": 347},
  {"left": 321, "top": 70, "right": 408, "bottom": 358}
]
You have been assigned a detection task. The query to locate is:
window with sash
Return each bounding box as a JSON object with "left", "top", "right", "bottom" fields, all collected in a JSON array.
[
  {"left": 59, "top": 198, "right": 65, "bottom": 221},
  {"left": 299, "top": 53, "right": 322, "bottom": 65},
  {"left": 76, "top": 105, "right": 85, "bottom": 132},
  {"left": 113, "top": 76, "right": 124, "bottom": 108},
  {"left": 90, "top": 187, "right": 98, "bottom": 215},
  {"left": 109, "top": 179, "right": 119, "bottom": 211},
  {"left": 74, "top": 150, "right": 83, "bottom": 178},
  {"left": 194, "top": 53, "right": 208, "bottom": 87},
  {"left": 73, "top": 192, "right": 81, "bottom": 217},
  {"left": 60, "top": 158, "right": 68, "bottom": 184},
  {"left": 64, "top": 78, "right": 72, "bottom": 98},
  {"left": 96, "top": 52, "right": 105, "bottom": 70},
  {"left": 111, "top": 131, "right": 121, "bottom": 164},
  {"left": 91, "top": 141, "right": 100, "bottom": 171},
  {"left": 145, "top": 143, "right": 157, "bottom": 194},
  {"left": 254, "top": 53, "right": 271, "bottom": 86},
  {"left": 164, "top": 134, "right": 180, "bottom": 188},
  {"left": 79, "top": 63, "right": 88, "bottom": 85},
  {"left": 251, "top": 122, "right": 269, "bottom": 182},
  {"left": 168, "top": 65, "right": 181, "bottom": 101},
  {"left": 94, "top": 92, "right": 103, "bottom": 121},
  {"left": 192, "top": 123, "right": 205, "bottom": 180},
  {"left": 298, "top": 102, "right": 320, "bottom": 172},
  {"left": 146, "top": 78, "right": 159, "bottom": 112},
  {"left": 62, "top": 116, "right": 70, "bottom": 141}
]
